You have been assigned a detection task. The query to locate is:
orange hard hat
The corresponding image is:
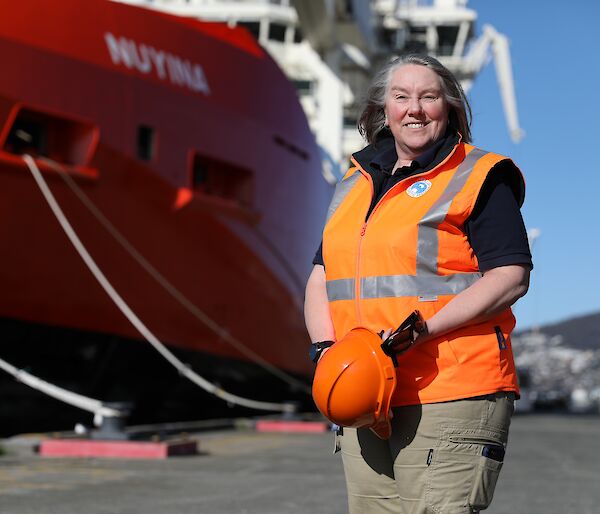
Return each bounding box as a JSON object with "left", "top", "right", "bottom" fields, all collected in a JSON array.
[{"left": 311, "top": 327, "right": 397, "bottom": 439}]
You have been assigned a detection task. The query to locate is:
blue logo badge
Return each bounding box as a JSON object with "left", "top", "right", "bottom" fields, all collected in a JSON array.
[{"left": 406, "top": 180, "right": 432, "bottom": 198}]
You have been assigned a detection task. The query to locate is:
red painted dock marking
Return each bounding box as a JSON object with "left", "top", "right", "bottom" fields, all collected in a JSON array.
[
  {"left": 255, "top": 420, "right": 329, "bottom": 433},
  {"left": 39, "top": 439, "right": 198, "bottom": 459}
]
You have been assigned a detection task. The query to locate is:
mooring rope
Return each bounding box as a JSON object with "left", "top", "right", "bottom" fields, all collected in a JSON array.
[
  {"left": 40, "top": 157, "right": 309, "bottom": 394},
  {"left": 22, "top": 154, "right": 297, "bottom": 413},
  {"left": 0, "top": 356, "right": 122, "bottom": 419}
]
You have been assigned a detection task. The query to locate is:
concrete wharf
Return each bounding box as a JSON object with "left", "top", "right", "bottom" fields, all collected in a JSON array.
[{"left": 1, "top": 414, "right": 599, "bottom": 513}]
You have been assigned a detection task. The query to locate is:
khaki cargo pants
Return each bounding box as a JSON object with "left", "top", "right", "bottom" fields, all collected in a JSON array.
[{"left": 337, "top": 393, "right": 514, "bottom": 514}]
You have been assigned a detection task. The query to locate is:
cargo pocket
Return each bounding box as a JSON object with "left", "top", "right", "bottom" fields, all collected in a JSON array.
[
  {"left": 468, "top": 448, "right": 504, "bottom": 510},
  {"left": 424, "top": 448, "right": 476, "bottom": 514},
  {"left": 424, "top": 426, "right": 505, "bottom": 514}
]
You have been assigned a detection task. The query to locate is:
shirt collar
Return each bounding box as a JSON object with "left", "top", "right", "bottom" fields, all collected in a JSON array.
[{"left": 369, "top": 132, "right": 449, "bottom": 175}]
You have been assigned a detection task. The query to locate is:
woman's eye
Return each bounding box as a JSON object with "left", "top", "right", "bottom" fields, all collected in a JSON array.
[
  {"left": 395, "top": 95, "right": 407, "bottom": 101},
  {"left": 422, "top": 95, "right": 437, "bottom": 102}
]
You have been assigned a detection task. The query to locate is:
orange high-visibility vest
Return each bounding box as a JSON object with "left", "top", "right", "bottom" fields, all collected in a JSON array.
[{"left": 322, "top": 142, "right": 521, "bottom": 406}]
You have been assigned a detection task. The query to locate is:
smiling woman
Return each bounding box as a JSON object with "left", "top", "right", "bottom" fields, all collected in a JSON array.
[
  {"left": 306, "top": 54, "right": 532, "bottom": 514},
  {"left": 385, "top": 65, "right": 449, "bottom": 165}
]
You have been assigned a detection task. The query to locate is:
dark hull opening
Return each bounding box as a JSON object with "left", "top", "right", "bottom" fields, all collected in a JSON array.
[{"left": 0, "top": 317, "right": 315, "bottom": 437}]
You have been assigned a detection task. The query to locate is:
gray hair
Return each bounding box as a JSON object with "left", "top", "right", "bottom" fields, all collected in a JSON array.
[{"left": 358, "top": 54, "right": 472, "bottom": 145}]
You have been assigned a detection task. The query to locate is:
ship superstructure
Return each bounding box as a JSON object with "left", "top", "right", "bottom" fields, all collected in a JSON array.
[{"left": 118, "top": 0, "right": 524, "bottom": 182}]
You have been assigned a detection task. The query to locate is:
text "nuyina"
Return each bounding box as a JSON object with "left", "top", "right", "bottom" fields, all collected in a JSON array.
[{"left": 104, "top": 32, "right": 210, "bottom": 95}]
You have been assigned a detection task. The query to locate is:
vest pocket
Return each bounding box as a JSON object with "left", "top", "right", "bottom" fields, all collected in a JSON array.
[
  {"left": 495, "top": 324, "right": 511, "bottom": 375},
  {"left": 444, "top": 339, "right": 461, "bottom": 365}
]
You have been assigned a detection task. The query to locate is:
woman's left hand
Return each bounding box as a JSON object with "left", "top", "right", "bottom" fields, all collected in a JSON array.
[{"left": 380, "top": 321, "right": 428, "bottom": 355}]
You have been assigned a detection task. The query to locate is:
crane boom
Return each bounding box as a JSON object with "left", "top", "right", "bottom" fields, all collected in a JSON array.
[
  {"left": 463, "top": 23, "right": 524, "bottom": 143},
  {"left": 486, "top": 25, "right": 525, "bottom": 143}
]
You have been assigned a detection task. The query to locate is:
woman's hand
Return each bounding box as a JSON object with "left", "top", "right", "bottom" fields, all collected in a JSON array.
[
  {"left": 381, "top": 328, "right": 393, "bottom": 340},
  {"left": 381, "top": 310, "right": 431, "bottom": 358}
]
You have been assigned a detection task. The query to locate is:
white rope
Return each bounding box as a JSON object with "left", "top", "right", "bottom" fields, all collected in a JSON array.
[
  {"left": 22, "top": 154, "right": 296, "bottom": 413},
  {"left": 0, "top": 356, "right": 121, "bottom": 419},
  {"left": 40, "top": 157, "right": 309, "bottom": 394}
]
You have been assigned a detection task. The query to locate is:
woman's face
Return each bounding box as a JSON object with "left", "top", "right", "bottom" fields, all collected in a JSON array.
[{"left": 384, "top": 64, "right": 449, "bottom": 160}]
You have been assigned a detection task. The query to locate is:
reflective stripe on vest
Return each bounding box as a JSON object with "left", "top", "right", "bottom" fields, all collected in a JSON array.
[
  {"left": 327, "top": 272, "right": 482, "bottom": 301},
  {"left": 416, "top": 148, "right": 487, "bottom": 275},
  {"left": 326, "top": 148, "right": 488, "bottom": 302}
]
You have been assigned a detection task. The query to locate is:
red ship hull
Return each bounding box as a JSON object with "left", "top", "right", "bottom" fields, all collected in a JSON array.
[{"left": 0, "top": 0, "right": 331, "bottom": 425}]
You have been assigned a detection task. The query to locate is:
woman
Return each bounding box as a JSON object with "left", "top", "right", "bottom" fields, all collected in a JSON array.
[{"left": 304, "top": 55, "right": 532, "bottom": 514}]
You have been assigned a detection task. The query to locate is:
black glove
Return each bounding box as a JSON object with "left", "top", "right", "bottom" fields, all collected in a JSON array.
[{"left": 380, "top": 310, "right": 426, "bottom": 367}]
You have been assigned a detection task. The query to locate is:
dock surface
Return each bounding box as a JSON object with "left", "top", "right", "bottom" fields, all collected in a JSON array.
[{"left": 1, "top": 414, "right": 599, "bottom": 513}]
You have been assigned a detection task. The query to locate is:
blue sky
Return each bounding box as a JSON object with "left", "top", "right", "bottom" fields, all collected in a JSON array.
[{"left": 467, "top": 0, "right": 600, "bottom": 330}]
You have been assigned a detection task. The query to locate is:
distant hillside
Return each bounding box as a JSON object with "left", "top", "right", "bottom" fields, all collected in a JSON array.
[{"left": 516, "top": 311, "right": 600, "bottom": 350}]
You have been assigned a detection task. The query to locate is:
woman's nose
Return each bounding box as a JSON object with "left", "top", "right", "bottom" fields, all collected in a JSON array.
[{"left": 407, "top": 97, "right": 423, "bottom": 115}]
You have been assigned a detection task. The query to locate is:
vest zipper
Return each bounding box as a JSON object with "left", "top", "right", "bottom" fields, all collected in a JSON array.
[
  {"left": 350, "top": 142, "right": 461, "bottom": 324},
  {"left": 354, "top": 140, "right": 462, "bottom": 224},
  {"left": 354, "top": 182, "right": 406, "bottom": 324},
  {"left": 354, "top": 161, "right": 373, "bottom": 323},
  {"left": 355, "top": 221, "right": 368, "bottom": 324},
  {"left": 368, "top": 167, "right": 435, "bottom": 220}
]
